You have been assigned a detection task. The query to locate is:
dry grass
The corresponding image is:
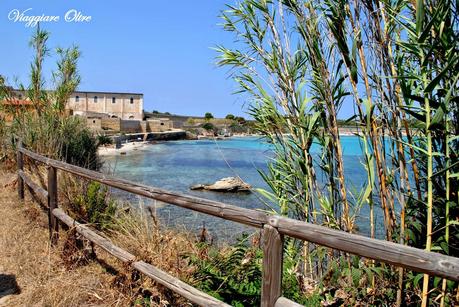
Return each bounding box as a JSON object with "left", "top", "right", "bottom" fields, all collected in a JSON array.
[
  {"left": 0, "top": 169, "right": 199, "bottom": 306},
  {"left": 0, "top": 170, "right": 121, "bottom": 306},
  {"left": 108, "top": 209, "right": 199, "bottom": 307}
]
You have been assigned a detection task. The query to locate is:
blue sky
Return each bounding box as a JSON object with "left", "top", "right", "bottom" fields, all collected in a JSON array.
[{"left": 1, "top": 1, "right": 353, "bottom": 118}]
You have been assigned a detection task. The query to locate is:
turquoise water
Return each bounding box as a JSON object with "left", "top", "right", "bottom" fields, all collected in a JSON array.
[{"left": 102, "top": 136, "right": 385, "bottom": 241}]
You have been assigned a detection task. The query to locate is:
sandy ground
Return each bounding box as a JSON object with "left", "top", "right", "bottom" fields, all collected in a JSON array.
[{"left": 97, "top": 141, "right": 151, "bottom": 156}]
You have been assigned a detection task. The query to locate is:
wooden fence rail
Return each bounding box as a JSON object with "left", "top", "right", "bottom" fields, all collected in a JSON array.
[{"left": 16, "top": 144, "right": 459, "bottom": 307}]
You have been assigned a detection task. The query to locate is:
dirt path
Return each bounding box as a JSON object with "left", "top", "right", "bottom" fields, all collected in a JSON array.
[{"left": 0, "top": 170, "right": 124, "bottom": 306}]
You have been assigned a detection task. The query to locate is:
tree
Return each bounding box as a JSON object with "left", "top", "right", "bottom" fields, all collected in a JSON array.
[
  {"left": 225, "top": 114, "right": 235, "bottom": 120},
  {"left": 204, "top": 112, "right": 214, "bottom": 120},
  {"left": 202, "top": 122, "right": 214, "bottom": 131},
  {"left": 234, "top": 116, "right": 246, "bottom": 124}
]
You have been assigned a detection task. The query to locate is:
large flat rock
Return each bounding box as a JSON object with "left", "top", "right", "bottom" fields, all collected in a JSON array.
[{"left": 190, "top": 177, "right": 251, "bottom": 193}]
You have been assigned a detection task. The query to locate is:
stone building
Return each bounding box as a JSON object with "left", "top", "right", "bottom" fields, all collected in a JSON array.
[
  {"left": 2, "top": 89, "right": 176, "bottom": 134},
  {"left": 2, "top": 89, "right": 144, "bottom": 121},
  {"left": 67, "top": 91, "right": 143, "bottom": 120}
]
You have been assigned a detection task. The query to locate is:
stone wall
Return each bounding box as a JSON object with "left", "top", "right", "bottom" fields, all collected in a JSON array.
[
  {"left": 114, "top": 131, "right": 186, "bottom": 143},
  {"left": 101, "top": 118, "right": 121, "bottom": 131},
  {"left": 146, "top": 118, "right": 173, "bottom": 132},
  {"left": 140, "top": 121, "right": 148, "bottom": 133},
  {"left": 86, "top": 118, "right": 102, "bottom": 131},
  {"left": 120, "top": 120, "right": 141, "bottom": 133},
  {"left": 99, "top": 118, "right": 172, "bottom": 133}
]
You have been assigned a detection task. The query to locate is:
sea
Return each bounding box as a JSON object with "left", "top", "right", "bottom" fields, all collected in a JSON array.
[{"left": 101, "top": 136, "right": 387, "bottom": 242}]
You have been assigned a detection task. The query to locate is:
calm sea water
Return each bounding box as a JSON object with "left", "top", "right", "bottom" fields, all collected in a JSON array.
[{"left": 102, "top": 136, "right": 386, "bottom": 241}]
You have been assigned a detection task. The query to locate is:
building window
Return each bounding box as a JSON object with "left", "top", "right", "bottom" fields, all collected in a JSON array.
[
  {"left": 94, "top": 96, "right": 98, "bottom": 103},
  {"left": 112, "top": 97, "right": 116, "bottom": 104},
  {"left": 93, "top": 120, "right": 96, "bottom": 124},
  {"left": 160, "top": 123, "right": 164, "bottom": 126},
  {"left": 130, "top": 97, "right": 134, "bottom": 104},
  {"left": 75, "top": 96, "right": 79, "bottom": 102}
]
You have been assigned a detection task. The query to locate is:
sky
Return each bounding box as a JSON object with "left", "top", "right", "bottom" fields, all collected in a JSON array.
[{"left": 0, "top": 1, "right": 353, "bottom": 118}]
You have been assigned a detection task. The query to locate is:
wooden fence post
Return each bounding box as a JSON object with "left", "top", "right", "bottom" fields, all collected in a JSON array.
[
  {"left": 17, "top": 141, "right": 24, "bottom": 200},
  {"left": 47, "top": 166, "right": 58, "bottom": 245},
  {"left": 261, "top": 224, "right": 283, "bottom": 307}
]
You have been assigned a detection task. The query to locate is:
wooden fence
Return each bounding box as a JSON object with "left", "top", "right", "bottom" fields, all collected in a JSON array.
[{"left": 16, "top": 144, "right": 459, "bottom": 307}]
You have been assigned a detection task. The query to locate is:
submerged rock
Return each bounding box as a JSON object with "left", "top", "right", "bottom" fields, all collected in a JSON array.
[{"left": 190, "top": 177, "right": 251, "bottom": 193}]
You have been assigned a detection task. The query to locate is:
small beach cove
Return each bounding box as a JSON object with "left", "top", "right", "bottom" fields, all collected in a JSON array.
[{"left": 100, "top": 136, "right": 386, "bottom": 242}]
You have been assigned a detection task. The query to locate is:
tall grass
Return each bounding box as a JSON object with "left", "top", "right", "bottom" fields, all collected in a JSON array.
[
  {"left": 218, "top": 0, "right": 458, "bottom": 304},
  {"left": 0, "top": 27, "right": 100, "bottom": 170}
]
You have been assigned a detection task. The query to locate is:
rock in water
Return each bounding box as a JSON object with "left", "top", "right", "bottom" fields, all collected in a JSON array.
[{"left": 190, "top": 177, "right": 251, "bottom": 192}]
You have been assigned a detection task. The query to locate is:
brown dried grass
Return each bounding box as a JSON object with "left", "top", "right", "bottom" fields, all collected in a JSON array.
[
  {"left": 0, "top": 169, "right": 198, "bottom": 306},
  {"left": 0, "top": 174, "right": 109, "bottom": 306}
]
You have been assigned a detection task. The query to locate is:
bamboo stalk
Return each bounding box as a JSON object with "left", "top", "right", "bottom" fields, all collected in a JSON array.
[
  {"left": 304, "top": 3, "right": 350, "bottom": 231},
  {"left": 421, "top": 70, "right": 433, "bottom": 307},
  {"left": 440, "top": 121, "right": 451, "bottom": 307}
]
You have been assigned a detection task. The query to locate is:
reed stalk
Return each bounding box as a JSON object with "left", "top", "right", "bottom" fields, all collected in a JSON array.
[
  {"left": 218, "top": 0, "right": 458, "bottom": 304},
  {"left": 420, "top": 71, "right": 433, "bottom": 307},
  {"left": 440, "top": 117, "right": 451, "bottom": 307}
]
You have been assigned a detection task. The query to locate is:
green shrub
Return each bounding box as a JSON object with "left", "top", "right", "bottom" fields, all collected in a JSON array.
[
  {"left": 97, "top": 134, "right": 113, "bottom": 146},
  {"left": 187, "top": 234, "right": 310, "bottom": 306},
  {"left": 202, "top": 122, "right": 215, "bottom": 131},
  {"left": 186, "top": 235, "right": 262, "bottom": 306},
  {"left": 7, "top": 111, "right": 100, "bottom": 170},
  {"left": 73, "top": 181, "right": 117, "bottom": 230}
]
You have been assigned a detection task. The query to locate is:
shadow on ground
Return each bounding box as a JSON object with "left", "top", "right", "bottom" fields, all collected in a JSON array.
[{"left": 0, "top": 274, "right": 20, "bottom": 298}]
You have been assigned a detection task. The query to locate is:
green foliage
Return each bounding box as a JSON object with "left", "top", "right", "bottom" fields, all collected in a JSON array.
[
  {"left": 58, "top": 116, "right": 100, "bottom": 169},
  {"left": 225, "top": 114, "right": 235, "bottom": 120},
  {"left": 5, "top": 109, "right": 100, "bottom": 169},
  {"left": 202, "top": 122, "right": 215, "bottom": 131},
  {"left": 0, "top": 27, "right": 100, "bottom": 170},
  {"left": 97, "top": 134, "right": 113, "bottom": 146},
  {"left": 187, "top": 235, "right": 262, "bottom": 306},
  {"left": 396, "top": 0, "right": 459, "bottom": 251},
  {"left": 234, "top": 116, "right": 246, "bottom": 124},
  {"left": 394, "top": 2, "right": 459, "bottom": 302},
  {"left": 53, "top": 46, "right": 81, "bottom": 112},
  {"left": 217, "top": 0, "right": 459, "bottom": 305},
  {"left": 73, "top": 182, "right": 117, "bottom": 230},
  {"left": 204, "top": 112, "right": 214, "bottom": 120},
  {"left": 187, "top": 234, "right": 312, "bottom": 306},
  {"left": 229, "top": 122, "right": 246, "bottom": 134},
  {"left": 186, "top": 117, "right": 196, "bottom": 125}
]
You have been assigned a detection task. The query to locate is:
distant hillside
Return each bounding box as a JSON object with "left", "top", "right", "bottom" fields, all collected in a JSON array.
[
  {"left": 144, "top": 112, "right": 251, "bottom": 128},
  {"left": 144, "top": 112, "right": 202, "bottom": 128}
]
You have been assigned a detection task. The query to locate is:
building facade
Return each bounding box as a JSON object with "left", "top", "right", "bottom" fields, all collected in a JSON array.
[
  {"left": 1, "top": 90, "right": 177, "bottom": 134},
  {"left": 67, "top": 91, "right": 143, "bottom": 120}
]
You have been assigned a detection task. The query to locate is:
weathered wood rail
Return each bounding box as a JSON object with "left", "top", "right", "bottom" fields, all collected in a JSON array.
[{"left": 16, "top": 144, "right": 459, "bottom": 306}]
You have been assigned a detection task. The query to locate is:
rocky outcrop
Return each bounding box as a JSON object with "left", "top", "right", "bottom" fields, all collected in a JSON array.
[
  {"left": 185, "top": 131, "right": 198, "bottom": 140},
  {"left": 190, "top": 177, "right": 251, "bottom": 192}
]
